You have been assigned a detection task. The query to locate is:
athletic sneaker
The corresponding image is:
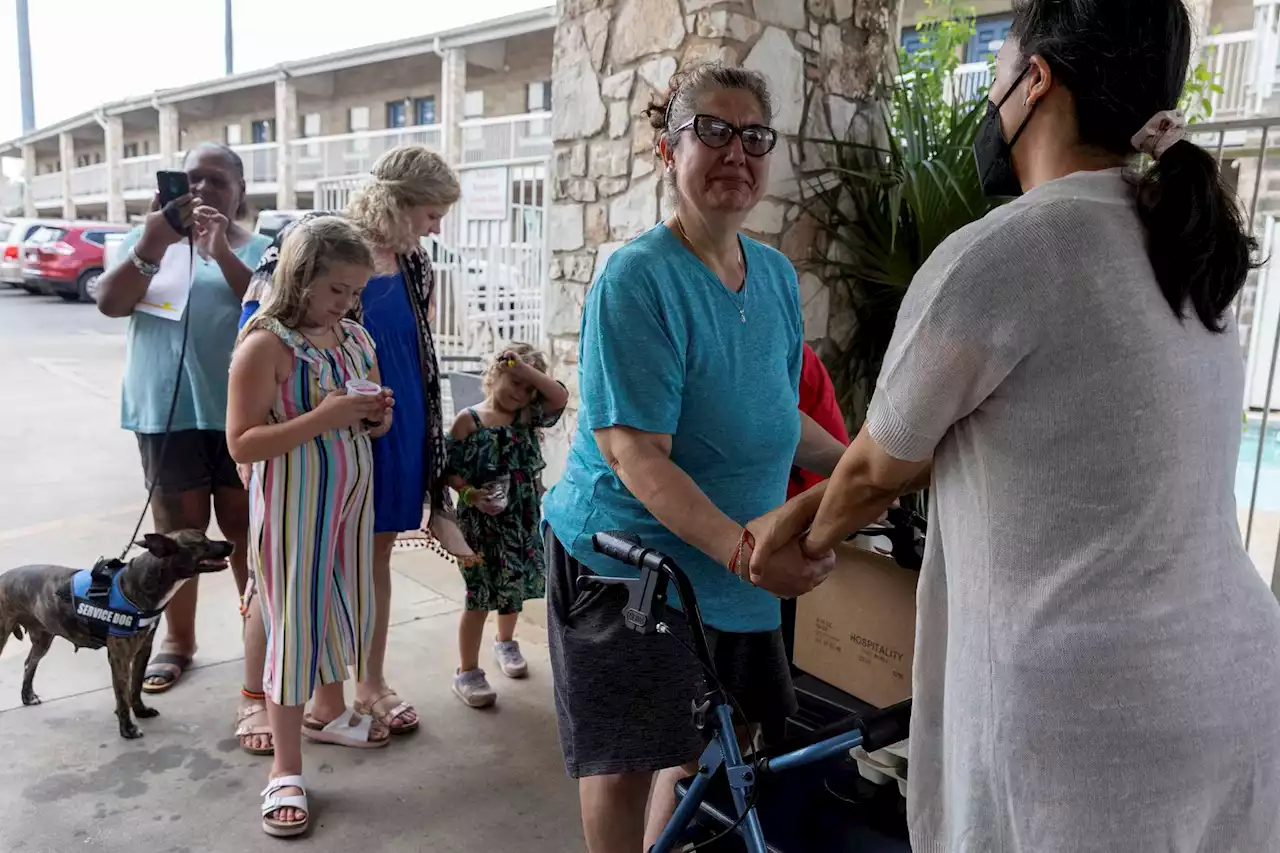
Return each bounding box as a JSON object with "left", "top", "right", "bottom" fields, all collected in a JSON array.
[
  {"left": 494, "top": 640, "right": 528, "bottom": 679},
  {"left": 452, "top": 668, "right": 496, "bottom": 708}
]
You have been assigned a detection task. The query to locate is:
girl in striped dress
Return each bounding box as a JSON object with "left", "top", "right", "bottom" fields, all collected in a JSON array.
[{"left": 226, "top": 216, "right": 394, "bottom": 838}]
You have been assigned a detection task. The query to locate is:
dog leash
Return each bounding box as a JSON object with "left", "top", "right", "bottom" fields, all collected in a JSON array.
[{"left": 117, "top": 239, "right": 196, "bottom": 562}]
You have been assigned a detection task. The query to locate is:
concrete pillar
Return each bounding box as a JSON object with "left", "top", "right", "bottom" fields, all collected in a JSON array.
[
  {"left": 158, "top": 104, "right": 180, "bottom": 168},
  {"left": 58, "top": 132, "right": 75, "bottom": 220},
  {"left": 104, "top": 115, "right": 125, "bottom": 224},
  {"left": 275, "top": 77, "right": 298, "bottom": 210},
  {"left": 542, "top": 0, "right": 894, "bottom": 484},
  {"left": 21, "top": 144, "right": 37, "bottom": 217},
  {"left": 440, "top": 47, "right": 467, "bottom": 165}
]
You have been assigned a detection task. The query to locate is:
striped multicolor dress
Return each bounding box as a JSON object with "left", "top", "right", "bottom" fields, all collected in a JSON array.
[{"left": 247, "top": 317, "right": 377, "bottom": 706}]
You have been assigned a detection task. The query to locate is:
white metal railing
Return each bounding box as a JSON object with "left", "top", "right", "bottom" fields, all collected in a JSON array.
[
  {"left": 1202, "top": 31, "right": 1256, "bottom": 119},
  {"left": 292, "top": 125, "right": 443, "bottom": 185},
  {"left": 30, "top": 173, "right": 60, "bottom": 205},
  {"left": 432, "top": 241, "right": 544, "bottom": 358},
  {"left": 70, "top": 164, "right": 108, "bottom": 199},
  {"left": 459, "top": 113, "right": 552, "bottom": 166},
  {"left": 120, "top": 154, "right": 165, "bottom": 196},
  {"left": 233, "top": 142, "right": 278, "bottom": 186},
  {"left": 947, "top": 61, "right": 992, "bottom": 105}
]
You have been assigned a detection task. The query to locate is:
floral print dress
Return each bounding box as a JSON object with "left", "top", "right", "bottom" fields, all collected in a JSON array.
[{"left": 447, "top": 402, "right": 562, "bottom": 613}]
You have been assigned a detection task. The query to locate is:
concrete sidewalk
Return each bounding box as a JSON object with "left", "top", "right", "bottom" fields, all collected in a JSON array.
[{"left": 0, "top": 546, "right": 580, "bottom": 853}]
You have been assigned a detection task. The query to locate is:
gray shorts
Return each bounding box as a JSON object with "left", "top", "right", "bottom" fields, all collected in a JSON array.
[{"left": 545, "top": 532, "right": 797, "bottom": 779}]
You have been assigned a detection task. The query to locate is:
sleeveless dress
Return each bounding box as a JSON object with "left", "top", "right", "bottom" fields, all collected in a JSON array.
[
  {"left": 360, "top": 271, "right": 428, "bottom": 534},
  {"left": 248, "top": 318, "right": 377, "bottom": 706},
  {"left": 446, "top": 402, "right": 561, "bottom": 613}
]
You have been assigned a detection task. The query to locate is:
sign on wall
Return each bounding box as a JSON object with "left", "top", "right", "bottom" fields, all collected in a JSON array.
[{"left": 460, "top": 167, "right": 509, "bottom": 221}]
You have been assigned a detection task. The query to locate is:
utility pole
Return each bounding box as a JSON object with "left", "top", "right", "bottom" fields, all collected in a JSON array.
[
  {"left": 224, "top": 0, "right": 234, "bottom": 75},
  {"left": 17, "top": 0, "right": 35, "bottom": 132}
]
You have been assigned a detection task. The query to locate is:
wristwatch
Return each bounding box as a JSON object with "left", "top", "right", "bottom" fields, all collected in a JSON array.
[{"left": 128, "top": 246, "right": 161, "bottom": 278}]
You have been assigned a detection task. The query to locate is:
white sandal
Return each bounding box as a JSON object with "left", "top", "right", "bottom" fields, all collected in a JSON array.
[
  {"left": 300, "top": 708, "right": 389, "bottom": 749},
  {"left": 261, "top": 774, "right": 309, "bottom": 838}
]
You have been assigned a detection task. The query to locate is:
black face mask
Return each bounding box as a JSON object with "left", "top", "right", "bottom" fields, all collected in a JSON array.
[{"left": 974, "top": 66, "right": 1036, "bottom": 198}]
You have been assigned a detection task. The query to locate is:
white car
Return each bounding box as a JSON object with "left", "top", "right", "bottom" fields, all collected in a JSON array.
[{"left": 0, "top": 217, "right": 58, "bottom": 288}]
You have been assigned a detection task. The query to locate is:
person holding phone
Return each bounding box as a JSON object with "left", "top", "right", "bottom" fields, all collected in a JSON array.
[{"left": 96, "top": 142, "right": 275, "bottom": 754}]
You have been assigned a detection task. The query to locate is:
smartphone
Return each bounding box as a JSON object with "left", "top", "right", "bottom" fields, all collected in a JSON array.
[
  {"left": 155, "top": 171, "right": 191, "bottom": 236},
  {"left": 156, "top": 170, "right": 190, "bottom": 207}
]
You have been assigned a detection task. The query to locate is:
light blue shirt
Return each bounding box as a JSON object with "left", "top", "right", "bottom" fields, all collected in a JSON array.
[
  {"left": 542, "top": 224, "right": 803, "bottom": 633},
  {"left": 116, "top": 228, "right": 272, "bottom": 434}
]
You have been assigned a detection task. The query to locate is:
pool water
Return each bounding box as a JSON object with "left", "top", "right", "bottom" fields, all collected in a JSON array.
[{"left": 1237, "top": 421, "right": 1280, "bottom": 513}]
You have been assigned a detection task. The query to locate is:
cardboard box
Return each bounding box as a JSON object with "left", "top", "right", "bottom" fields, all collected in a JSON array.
[{"left": 792, "top": 542, "right": 919, "bottom": 708}]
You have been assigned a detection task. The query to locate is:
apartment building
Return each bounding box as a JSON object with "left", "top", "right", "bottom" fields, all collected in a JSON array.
[
  {"left": 896, "top": 0, "right": 1272, "bottom": 119},
  {"left": 0, "top": 7, "right": 556, "bottom": 226}
]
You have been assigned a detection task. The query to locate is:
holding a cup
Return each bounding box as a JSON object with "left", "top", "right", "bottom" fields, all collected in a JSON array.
[{"left": 345, "top": 378, "right": 394, "bottom": 431}]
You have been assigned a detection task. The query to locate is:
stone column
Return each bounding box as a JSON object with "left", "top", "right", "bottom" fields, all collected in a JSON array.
[
  {"left": 158, "top": 104, "right": 181, "bottom": 168},
  {"left": 275, "top": 77, "right": 298, "bottom": 210},
  {"left": 58, "top": 132, "right": 75, "bottom": 220},
  {"left": 542, "top": 0, "right": 895, "bottom": 484},
  {"left": 104, "top": 115, "right": 125, "bottom": 224},
  {"left": 22, "top": 144, "right": 37, "bottom": 217},
  {"left": 440, "top": 47, "right": 467, "bottom": 165}
]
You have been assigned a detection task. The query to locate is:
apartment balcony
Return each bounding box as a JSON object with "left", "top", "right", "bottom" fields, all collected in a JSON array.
[
  {"left": 293, "top": 126, "right": 443, "bottom": 188},
  {"left": 459, "top": 112, "right": 552, "bottom": 165},
  {"left": 121, "top": 154, "right": 172, "bottom": 200}
]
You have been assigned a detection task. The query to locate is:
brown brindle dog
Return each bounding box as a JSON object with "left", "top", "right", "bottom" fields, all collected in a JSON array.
[{"left": 0, "top": 531, "right": 233, "bottom": 739}]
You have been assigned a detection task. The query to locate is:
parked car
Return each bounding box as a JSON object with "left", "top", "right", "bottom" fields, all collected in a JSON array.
[
  {"left": 0, "top": 217, "right": 58, "bottom": 288},
  {"left": 23, "top": 222, "right": 131, "bottom": 302},
  {"left": 255, "top": 209, "right": 309, "bottom": 239}
]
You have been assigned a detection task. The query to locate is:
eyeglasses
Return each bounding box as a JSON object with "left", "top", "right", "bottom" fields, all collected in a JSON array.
[{"left": 670, "top": 114, "right": 779, "bottom": 157}]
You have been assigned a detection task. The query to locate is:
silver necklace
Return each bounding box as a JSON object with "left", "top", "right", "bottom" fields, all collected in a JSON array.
[{"left": 673, "top": 216, "right": 747, "bottom": 324}]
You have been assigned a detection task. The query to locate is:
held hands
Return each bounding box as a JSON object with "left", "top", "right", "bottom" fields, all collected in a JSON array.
[
  {"left": 317, "top": 387, "right": 390, "bottom": 432},
  {"left": 742, "top": 495, "right": 836, "bottom": 599},
  {"left": 366, "top": 388, "right": 396, "bottom": 438}
]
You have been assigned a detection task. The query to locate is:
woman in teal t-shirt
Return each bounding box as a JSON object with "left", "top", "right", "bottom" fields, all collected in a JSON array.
[
  {"left": 540, "top": 62, "right": 845, "bottom": 853},
  {"left": 96, "top": 143, "right": 273, "bottom": 753}
]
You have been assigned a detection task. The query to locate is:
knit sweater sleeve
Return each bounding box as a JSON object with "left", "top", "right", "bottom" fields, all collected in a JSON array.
[{"left": 866, "top": 207, "right": 1059, "bottom": 462}]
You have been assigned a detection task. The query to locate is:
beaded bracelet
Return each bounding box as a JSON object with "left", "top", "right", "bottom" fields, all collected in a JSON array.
[{"left": 458, "top": 485, "right": 477, "bottom": 507}]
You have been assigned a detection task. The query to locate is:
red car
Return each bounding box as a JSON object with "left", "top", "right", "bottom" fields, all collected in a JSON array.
[{"left": 23, "top": 222, "right": 130, "bottom": 303}]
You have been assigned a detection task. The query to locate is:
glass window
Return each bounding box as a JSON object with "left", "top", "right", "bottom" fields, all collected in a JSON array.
[
  {"left": 414, "top": 96, "right": 436, "bottom": 126},
  {"left": 225, "top": 124, "right": 243, "bottom": 145},
  {"left": 123, "top": 143, "right": 139, "bottom": 159},
  {"left": 526, "top": 81, "right": 551, "bottom": 113},
  {"left": 251, "top": 119, "right": 274, "bottom": 144},
  {"left": 464, "top": 90, "right": 484, "bottom": 118},
  {"left": 386, "top": 101, "right": 407, "bottom": 129},
  {"left": 967, "top": 15, "right": 1013, "bottom": 63},
  {"left": 82, "top": 230, "right": 107, "bottom": 246},
  {"left": 349, "top": 107, "right": 371, "bottom": 132},
  {"left": 301, "top": 113, "right": 321, "bottom": 137}
]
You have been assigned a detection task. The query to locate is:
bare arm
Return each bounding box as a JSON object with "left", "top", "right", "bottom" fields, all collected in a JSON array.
[
  {"left": 803, "top": 429, "right": 930, "bottom": 555},
  {"left": 210, "top": 235, "right": 253, "bottom": 299},
  {"left": 446, "top": 411, "right": 478, "bottom": 492},
  {"left": 226, "top": 331, "right": 346, "bottom": 463},
  {"left": 504, "top": 354, "right": 570, "bottom": 415},
  {"left": 595, "top": 425, "right": 741, "bottom": 568},
  {"left": 794, "top": 411, "right": 848, "bottom": 479}
]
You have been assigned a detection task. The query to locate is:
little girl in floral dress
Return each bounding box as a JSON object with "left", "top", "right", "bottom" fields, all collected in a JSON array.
[{"left": 446, "top": 344, "right": 568, "bottom": 707}]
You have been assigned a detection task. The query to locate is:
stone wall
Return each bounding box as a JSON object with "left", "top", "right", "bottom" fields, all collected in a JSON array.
[{"left": 541, "top": 0, "right": 896, "bottom": 483}]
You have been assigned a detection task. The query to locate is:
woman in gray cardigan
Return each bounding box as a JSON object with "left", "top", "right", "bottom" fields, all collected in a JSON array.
[{"left": 752, "top": 0, "right": 1280, "bottom": 851}]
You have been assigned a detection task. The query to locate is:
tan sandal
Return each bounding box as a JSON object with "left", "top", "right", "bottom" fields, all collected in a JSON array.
[
  {"left": 355, "top": 689, "right": 419, "bottom": 735},
  {"left": 235, "top": 702, "right": 274, "bottom": 756}
]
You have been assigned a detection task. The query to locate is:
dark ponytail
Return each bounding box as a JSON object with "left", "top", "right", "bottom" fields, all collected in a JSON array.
[
  {"left": 1012, "top": 0, "right": 1259, "bottom": 333},
  {"left": 1133, "top": 140, "right": 1258, "bottom": 332}
]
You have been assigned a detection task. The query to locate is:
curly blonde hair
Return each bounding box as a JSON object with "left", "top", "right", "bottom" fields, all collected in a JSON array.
[
  {"left": 240, "top": 216, "right": 373, "bottom": 338},
  {"left": 483, "top": 342, "right": 549, "bottom": 398},
  {"left": 346, "top": 145, "right": 462, "bottom": 254}
]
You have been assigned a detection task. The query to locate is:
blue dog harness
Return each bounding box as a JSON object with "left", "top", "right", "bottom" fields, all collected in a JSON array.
[{"left": 58, "top": 559, "right": 162, "bottom": 648}]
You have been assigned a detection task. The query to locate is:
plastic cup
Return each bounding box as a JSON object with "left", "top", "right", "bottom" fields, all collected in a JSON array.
[{"left": 345, "top": 379, "right": 384, "bottom": 429}]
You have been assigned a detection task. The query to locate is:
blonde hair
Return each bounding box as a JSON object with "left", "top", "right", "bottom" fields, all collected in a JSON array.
[
  {"left": 483, "top": 342, "right": 549, "bottom": 398},
  {"left": 241, "top": 216, "right": 373, "bottom": 338},
  {"left": 346, "top": 145, "right": 462, "bottom": 254}
]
